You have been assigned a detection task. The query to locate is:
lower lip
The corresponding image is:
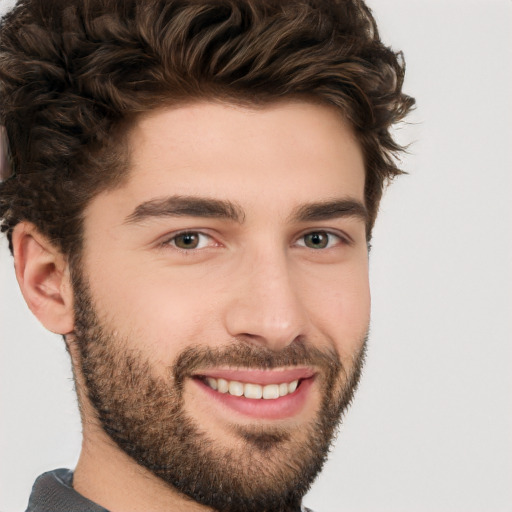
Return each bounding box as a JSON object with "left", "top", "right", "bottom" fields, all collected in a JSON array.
[{"left": 193, "top": 377, "right": 315, "bottom": 420}]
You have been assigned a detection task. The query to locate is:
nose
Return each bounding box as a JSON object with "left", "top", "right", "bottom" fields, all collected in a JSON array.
[{"left": 223, "top": 247, "right": 308, "bottom": 351}]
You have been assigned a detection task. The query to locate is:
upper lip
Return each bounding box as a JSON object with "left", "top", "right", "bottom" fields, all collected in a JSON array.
[{"left": 192, "top": 367, "right": 315, "bottom": 385}]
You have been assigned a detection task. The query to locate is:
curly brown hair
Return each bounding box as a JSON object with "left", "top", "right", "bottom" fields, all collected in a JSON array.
[{"left": 0, "top": 0, "right": 414, "bottom": 257}]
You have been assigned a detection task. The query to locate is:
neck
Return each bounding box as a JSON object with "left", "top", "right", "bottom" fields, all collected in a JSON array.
[
  {"left": 73, "top": 427, "right": 212, "bottom": 512},
  {"left": 68, "top": 338, "right": 210, "bottom": 511}
]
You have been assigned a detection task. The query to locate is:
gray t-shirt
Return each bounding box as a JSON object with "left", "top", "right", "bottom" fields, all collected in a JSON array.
[{"left": 26, "top": 468, "right": 314, "bottom": 512}]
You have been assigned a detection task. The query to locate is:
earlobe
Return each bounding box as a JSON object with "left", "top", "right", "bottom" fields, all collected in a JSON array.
[{"left": 12, "top": 222, "right": 75, "bottom": 335}]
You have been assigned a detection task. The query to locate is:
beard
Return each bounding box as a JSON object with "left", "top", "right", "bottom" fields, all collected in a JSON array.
[{"left": 70, "top": 269, "right": 367, "bottom": 512}]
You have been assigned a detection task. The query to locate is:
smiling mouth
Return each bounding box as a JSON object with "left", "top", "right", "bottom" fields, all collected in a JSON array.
[
  {"left": 198, "top": 376, "right": 301, "bottom": 400},
  {"left": 191, "top": 369, "right": 316, "bottom": 420}
]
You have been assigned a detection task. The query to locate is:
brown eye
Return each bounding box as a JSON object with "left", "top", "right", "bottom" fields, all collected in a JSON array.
[
  {"left": 303, "top": 232, "right": 329, "bottom": 249},
  {"left": 173, "top": 232, "right": 201, "bottom": 249}
]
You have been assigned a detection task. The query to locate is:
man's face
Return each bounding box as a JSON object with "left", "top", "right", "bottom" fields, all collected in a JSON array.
[{"left": 72, "top": 101, "right": 370, "bottom": 511}]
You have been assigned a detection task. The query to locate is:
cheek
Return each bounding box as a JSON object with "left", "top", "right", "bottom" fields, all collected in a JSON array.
[
  {"left": 83, "top": 245, "right": 369, "bottom": 364},
  {"left": 85, "top": 259, "right": 224, "bottom": 360},
  {"left": 301, "top": 263, "right": 370, "bottom": 351}
]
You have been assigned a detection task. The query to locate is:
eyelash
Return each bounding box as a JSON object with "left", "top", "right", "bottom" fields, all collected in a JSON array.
[
  {"left": 161, "top": 229, "right": 351, "bottom": 252},
  {"left": 162, "top": 231, "right": 217, "bottom": 251},
  {"left": 295, "top": 230, "right": 349, "bottom": 249}
]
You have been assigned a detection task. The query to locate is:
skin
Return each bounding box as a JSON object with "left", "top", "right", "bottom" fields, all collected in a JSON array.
[{"left": 13, "top": 100, "right": 370, "bottom": 511}]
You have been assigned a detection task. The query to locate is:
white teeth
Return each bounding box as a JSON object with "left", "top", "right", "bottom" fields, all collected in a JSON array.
[
  {"left": 206, "top": 377, "right": 218, "bottom": 391},
  {"left": 203, "top": 377, "right": 302, "bottom": 399},
  {"left": 262, "top": 384, "right": 280, "bottom": 399},
  {"left": 244, "top": 383, "right": 263, "bottom": 399},
  {"left": 217, "top": 378, "right": 229, "bottom": 393},
  {"left": 279, "top": 382, "right": 289, "bottom": 396},
  {"left": 228, "top": 380, "right": 244, "bottom": 397}
]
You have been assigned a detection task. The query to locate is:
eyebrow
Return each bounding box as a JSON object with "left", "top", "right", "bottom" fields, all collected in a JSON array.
[
  {"left": 290, "top": 199, "right": 368, "bottom": 224},
  {"left": 124, "top": 195, "right": 246, "bottom": 224},
  {"left": 124, "top": 195, "right": 367, "bottom": 227}
]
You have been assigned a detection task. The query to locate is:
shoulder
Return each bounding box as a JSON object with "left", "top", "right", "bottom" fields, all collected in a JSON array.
[{"left": 26, "top": 469, "right": 109, "bottom": 512}]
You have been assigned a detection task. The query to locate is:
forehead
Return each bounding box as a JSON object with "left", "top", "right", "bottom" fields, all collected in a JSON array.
[{"left": 85, "top": 100, "right": 365, "bottom": 226}]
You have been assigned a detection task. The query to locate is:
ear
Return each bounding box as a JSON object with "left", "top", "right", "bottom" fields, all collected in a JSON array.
[{"left": 12, "top": 222, "right": 75, "bottom": 335}]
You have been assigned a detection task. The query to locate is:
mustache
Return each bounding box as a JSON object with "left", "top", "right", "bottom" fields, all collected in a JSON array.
[{"left": 173, "top": 338, "right": 342, "bottom": 385}]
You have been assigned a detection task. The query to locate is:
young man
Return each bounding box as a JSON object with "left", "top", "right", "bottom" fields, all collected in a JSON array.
[{"left": 0, "top": 1, "right": 414, "bottom": 511}]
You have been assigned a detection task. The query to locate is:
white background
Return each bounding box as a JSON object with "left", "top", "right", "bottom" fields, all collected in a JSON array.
[{"left": 1, "top": 0, "right": 511, "bottom": 511}]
